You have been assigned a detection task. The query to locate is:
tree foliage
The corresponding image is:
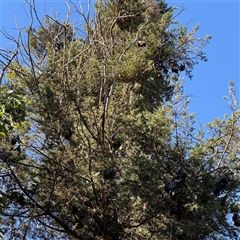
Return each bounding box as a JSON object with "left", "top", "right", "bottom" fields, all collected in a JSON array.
[{"left": 0, "top": 0, "right": 239, "bottom": 239}]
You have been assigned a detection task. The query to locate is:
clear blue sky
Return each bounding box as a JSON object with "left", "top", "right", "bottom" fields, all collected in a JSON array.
[
  {"left": 175, "top": 1, "right": 240, "bottom": 127},
  {"left": 0, "top": 0, "right": 239, "bottom": 128}
]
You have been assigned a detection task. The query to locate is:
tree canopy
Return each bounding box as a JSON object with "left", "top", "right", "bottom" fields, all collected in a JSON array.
[{"left": 0, "top": 0, "right": 239, "bottom": 239}]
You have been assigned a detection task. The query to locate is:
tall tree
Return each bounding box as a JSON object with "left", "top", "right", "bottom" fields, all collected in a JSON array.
[{"left": 0, "top": 0, "right": 239, "bottom": 239}]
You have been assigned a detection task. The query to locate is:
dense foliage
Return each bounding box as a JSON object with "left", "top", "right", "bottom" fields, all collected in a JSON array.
[{"left": 0, "top": 0, "right": 239, "bottom": 239}]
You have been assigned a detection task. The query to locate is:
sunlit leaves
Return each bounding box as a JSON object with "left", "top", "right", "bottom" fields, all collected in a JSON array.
[{"left": 0, "top": 87, "right": 28, "bottom": 136}]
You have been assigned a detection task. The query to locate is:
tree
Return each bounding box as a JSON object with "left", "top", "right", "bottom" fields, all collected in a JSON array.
[{"left": 0, "top": 0, "right": 239, "bottom": 239}]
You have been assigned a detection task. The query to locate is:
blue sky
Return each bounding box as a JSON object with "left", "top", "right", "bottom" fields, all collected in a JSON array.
[
  {"left": 0, "top": 0, "right": 239, "bottom": 128},
  {"left": 175, "top": 1, "right": 240, "bottom": 127}
]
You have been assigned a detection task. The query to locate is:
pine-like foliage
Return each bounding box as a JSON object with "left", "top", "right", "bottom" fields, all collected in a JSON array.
[{"left": 0, "top": 1, "right": 240, "bottom": 239}]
